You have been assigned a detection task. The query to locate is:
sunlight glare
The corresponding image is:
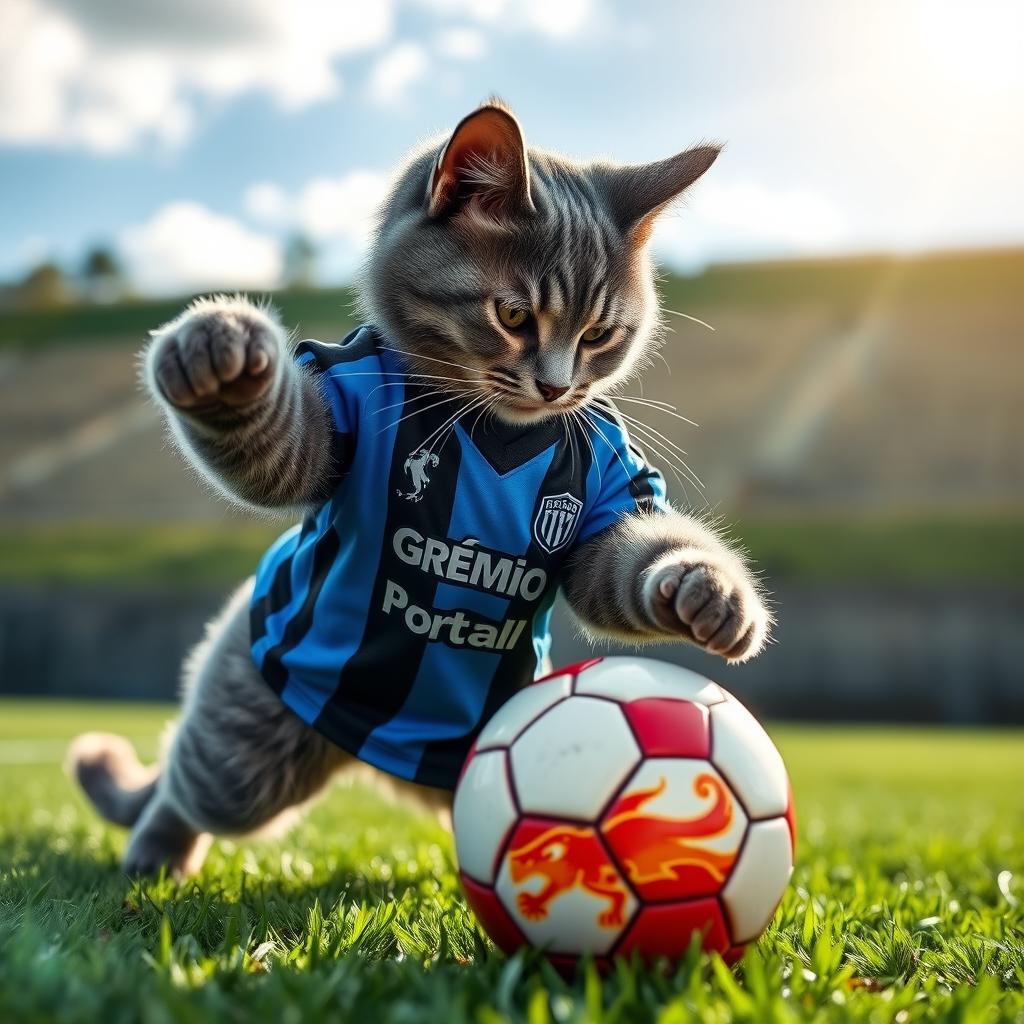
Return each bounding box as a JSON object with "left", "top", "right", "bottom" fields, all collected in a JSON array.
[{"left": 919, "top": 0, "right": 1024, "bottom": 93}]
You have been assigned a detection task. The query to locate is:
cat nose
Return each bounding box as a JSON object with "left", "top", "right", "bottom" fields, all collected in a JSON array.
[{"left": 535, "top": 379, "right": 570, "bottom": 402}]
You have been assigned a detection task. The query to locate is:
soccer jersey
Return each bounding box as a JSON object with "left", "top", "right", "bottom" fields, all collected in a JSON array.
[{"left": 250, "top": 326, "right": 668, "bottom": 789}]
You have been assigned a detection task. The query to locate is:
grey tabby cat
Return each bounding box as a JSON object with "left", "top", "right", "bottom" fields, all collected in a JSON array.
[{"left": 69, "top": 102, "right": 770, "bottom": 876}]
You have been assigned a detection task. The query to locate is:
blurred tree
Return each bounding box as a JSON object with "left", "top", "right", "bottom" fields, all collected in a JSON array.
[
  {"left": 284, "top": 233, "right": 318, "bottom": 290},
  {"left": 80, "top": 245, "right": 127, "bottom": 303},
  {"left": 16, "top": 262, "right": 72, "bottom": 308}
]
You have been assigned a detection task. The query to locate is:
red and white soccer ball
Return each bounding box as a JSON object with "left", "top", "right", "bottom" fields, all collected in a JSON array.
[{"left": 454, "top": 657, "right": 795, "bottom": 967}]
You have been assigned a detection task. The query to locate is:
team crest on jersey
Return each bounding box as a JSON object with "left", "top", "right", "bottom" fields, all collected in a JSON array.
[
  {"left": 533, "top": 492, "right": 582, "bottom": 553},
  {"left": 397, "top": 448, "right": 440, "bottom": 502}
]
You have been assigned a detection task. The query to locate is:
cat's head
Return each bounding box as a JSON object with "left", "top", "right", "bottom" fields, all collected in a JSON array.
[{"left": 361, "top": 100, "right": 719, "bottom": 425}]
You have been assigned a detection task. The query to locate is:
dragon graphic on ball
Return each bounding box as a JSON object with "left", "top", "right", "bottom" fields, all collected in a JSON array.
[{"left": 454, "top": 657, "right": 795, "bottom": 966}]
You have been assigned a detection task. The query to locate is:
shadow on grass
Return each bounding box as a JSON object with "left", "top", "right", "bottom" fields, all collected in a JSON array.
[{"left": 1, "top": 821, "right": 462, "bottom": 959}]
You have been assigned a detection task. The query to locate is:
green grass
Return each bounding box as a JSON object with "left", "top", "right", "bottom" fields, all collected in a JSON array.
[
  {"left": 1, "top": 702, "right": 1022, "bottom": 1022},
  {"left": 658, "top": 246, "right": 1024, "bottom": 314},
  {"left": 0, "top": 523, "right": 282, "bottom": 587},
  {"left": 734, "top": 516, "right": 1024, "bottom": 583},
  {"left": 2, "top": 516, "right": 1023, "bottom": 586},
  {"left": 0, "top": 288, "right": 360, "bottom": 347}
]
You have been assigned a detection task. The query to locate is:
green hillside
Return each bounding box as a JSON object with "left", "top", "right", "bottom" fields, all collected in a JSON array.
[{"left": 3, "top": 247, "right": 1022, "bottom": 347}]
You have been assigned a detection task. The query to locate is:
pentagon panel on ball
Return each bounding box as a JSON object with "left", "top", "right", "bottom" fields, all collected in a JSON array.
[{"left": 454, "top": 657, "right": 795, "bottom": 967}]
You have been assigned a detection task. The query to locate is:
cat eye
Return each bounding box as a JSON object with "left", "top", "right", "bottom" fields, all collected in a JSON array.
[
  {"left": 496, "top": 301, "right": 531, "bottom": 331},
  {"left": 580, "top": 325, "right": 609, "bottom": 345}
]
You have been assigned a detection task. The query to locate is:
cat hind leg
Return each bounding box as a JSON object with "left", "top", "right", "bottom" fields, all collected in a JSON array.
[
  {"left": 121, "top": 579, "right": 348, "bottom": 876},
  {"left": 66, "top": 731, "right": 159, "bottom": 828}
]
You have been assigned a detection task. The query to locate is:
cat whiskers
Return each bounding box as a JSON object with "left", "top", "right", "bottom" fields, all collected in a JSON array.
[
  {"left": 330, "top": 368, "right": 491, "bottom": 404},
  {"left": 416, "top": 391, "right": 495, "bottom": 461},
  {"left": 370, "top": 362, "right": 513, "bottom": 438},
  {"left": 470, "top": 393, "right": 502, "bottom": 443},
  {"left": 377, "top": 344, "right": 506, "bottom": 382},
  {"left": 605, "top": 392, "right": 704, "bottom": 489},
  {"left": 612, "top": 394, "right": 699, "bottom": 428},
  {"left": 601, "top": 390, "right": 705, "bottom": 494},
  {"left": 376, "top": 345, "right": 526, "bottom": 412},
  {"left": 610, "top": 408, "right": 704, "bottom": 490},
  {"left": 375, "top": 362, "right": 524, "bottom": 455},
  {"left": 661, "top": 307, "right": 716, "bottom": 332},
  {"left": 374, "top": 387, "right": 484, "bottom": 435},
  {"left": 580, "top": 406, "right": 640, "bottom": 488},
  {"left": 561, "top": 416, "right": 575, "bottom": 478},
  {"left": 584, "top": 401, "right": 706, "bottom": 504},
  {"left": 375, "top": 379, "right": 480, "bottom": 416},
  {"left": 568, "top": 408, "right": 600, "bottom": 483},
  {"left": 482, "top": 396, "right": 503, "bottom": 433}
]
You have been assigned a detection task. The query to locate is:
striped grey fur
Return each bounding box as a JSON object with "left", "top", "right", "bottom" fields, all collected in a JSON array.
[
  {"left": 69, "top": 101, "right": 769, "bottom": 876},
  {"left": 362, "top": 137, "right": 660, "bottom": 406}
]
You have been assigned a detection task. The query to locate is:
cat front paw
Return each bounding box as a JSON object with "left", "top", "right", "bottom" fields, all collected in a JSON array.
[
  {"left": 146, "top": 296, "right": 285, "bottom": 412},
  {"left": 642, "top": 551, "right": 770, "bottom": 663}
]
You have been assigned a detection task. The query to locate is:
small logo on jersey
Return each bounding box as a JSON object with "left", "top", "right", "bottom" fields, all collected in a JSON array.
[
  {"left": 534, "top": 492, "right": 582, "bottom": 553},
  {"left": 398, "top": 448, "right": 440, "bottom": 502}
]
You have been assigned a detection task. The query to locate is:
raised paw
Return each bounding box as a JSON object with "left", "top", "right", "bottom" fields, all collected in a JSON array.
[
  {"left": 644, "top": 552, "right": 770, "bottom": 663},
  {"left": 147, "top": 297, "right": 284, "bottom": 411}
]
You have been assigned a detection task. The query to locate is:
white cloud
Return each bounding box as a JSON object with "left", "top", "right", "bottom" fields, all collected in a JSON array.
[
  {"left": 414, "top": 0, "right": 595, "bottom": 38},
  {"left": 120, "top": 201, "right": 282, "bottom": 295},
  {"left": 653, "top": 180, "right": 847, "bottom": 272},
  {"left": 148, "top": 173, "right": 844, "bottom": 294},
  {"left": 0, "top": 0, "right": 394, "bottom": 152},
  {"left": 413, "top": 0, "right": 505, "bottom": 21},
  {"left": 433, "top": 27, "right": 488, "bottom": 60},
  {"left": 291, "top": 173, "right": 393, "bottom": 247},
  {"left": 0, "top": 0, "right": 84, "bottom": 146},
  {"left": 365, "top": 41, "right": 431, "bottom": 107},
  {"left": 243, "top": 182, "right": 291, "bottom": 226},
  {"left": 245, "top": 170, "right": 392, "bottom": 250},
  {"left": 0, "top": 0, "right": 607, "bottom": 153},
  {"left": 516, "top": 0, "right": 592, "bottom": 38}
]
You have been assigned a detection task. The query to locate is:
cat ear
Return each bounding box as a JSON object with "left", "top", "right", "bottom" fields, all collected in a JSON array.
[
  {"left": 427, "top": 103, "right": 534, "bottom": 219},
  {"left": 595, "top": 144, "right": 722, "bottom": 242}
]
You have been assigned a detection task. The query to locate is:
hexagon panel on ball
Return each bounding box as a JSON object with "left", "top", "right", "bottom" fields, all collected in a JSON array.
[{"left": 453, "top": 657, "right": 796, "bottom": 966}]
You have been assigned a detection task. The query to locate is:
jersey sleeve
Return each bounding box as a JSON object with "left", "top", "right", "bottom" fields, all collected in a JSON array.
[
  {"left": 294, "top": 333, "right": 371, "bottom": 480},
  {"left": 574, "top": 404, "right": 669, "bottom": 546}
]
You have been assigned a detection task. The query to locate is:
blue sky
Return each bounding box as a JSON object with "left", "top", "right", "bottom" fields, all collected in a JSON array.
[{"left": 2, "top": 0, "right": 1022, "bottom": 293}]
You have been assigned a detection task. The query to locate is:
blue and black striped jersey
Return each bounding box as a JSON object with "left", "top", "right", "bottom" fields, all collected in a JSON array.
[{"left": 250, "top": 326, "right": 668, "bottom": 789}]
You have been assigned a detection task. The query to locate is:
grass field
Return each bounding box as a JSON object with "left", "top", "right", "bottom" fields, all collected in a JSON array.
[{"left": 1, "top": 702, "right": 1022, "bottom": 1022}]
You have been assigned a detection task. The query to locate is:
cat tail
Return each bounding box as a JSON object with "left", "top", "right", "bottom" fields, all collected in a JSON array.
[{"left": 66, "top": 732, "right": 159, "bottom": 828}]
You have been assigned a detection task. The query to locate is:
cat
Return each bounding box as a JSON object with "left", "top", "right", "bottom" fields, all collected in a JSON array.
[{"left": 69, "top": 101, "right": 771, "bottom": 877}]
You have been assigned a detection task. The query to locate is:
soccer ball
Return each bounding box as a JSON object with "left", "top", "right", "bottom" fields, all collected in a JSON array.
[{"left": 453, "top": 657, "right": 795, "bottom": 967}]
